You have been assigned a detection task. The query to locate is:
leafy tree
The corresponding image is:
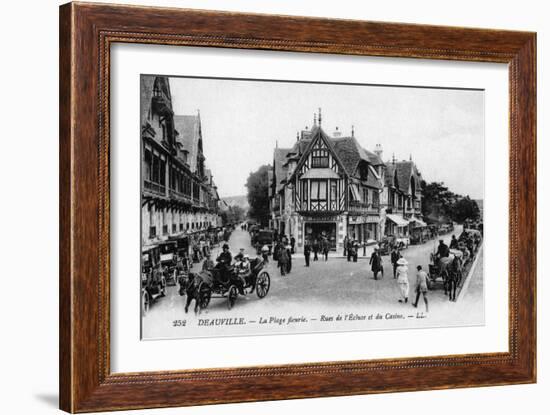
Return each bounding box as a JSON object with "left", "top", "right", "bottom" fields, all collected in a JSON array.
[
  {"left": 220, "top": 205, "right": 246, "bottom": 225},
  {"left": 246, "top": 164, "right": 271, "bottom": 225},
  {"left": 450, "top": 197, "right": 480, "bottom": 223},
  {"left": 421, "top": 181, "right": 480, "bottom": 224}
]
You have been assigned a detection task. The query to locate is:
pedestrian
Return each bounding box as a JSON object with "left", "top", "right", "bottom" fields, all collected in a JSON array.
[
  {"left": 413, "top": 265, "right": 429, "bottom": 312},
  {"left": 286, "top": 244, "right": 292, "bottom": 274},
  {"left": 304, "top": 240, "right": 311, "bottom": 267},
  {"left": 391, "top": 247, "right": 401, "bottom": 279},
  {"left": 346, "top": 237, "right": 353, "bottom": 262},
  {"left": 290, "top": 236, "right": 296, "bottom": 254},
  {"left": 352, "top": 240, "right": 359, "bottom": 262},
  {"left": 312, "top": 238, "right": 319, "bottom": 261},
  {"left": 322, "top": 237, "right": 329, "bottom": 261},
  {"left": 278, "top": 245, "right": 288, "bottom": 276},
  {"left": 396, "top": 257, "right": 409, "bottom": 303},
  {"left": 343, "top": 235, "right": 349, "bottom": 258},
  {"left": 369, "top": 247, "right": 383, "bottom": 280}
]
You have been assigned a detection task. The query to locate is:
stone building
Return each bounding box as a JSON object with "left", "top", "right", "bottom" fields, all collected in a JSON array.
[{"left": 140, "top": 75, "right": 221, "bottom": 246}]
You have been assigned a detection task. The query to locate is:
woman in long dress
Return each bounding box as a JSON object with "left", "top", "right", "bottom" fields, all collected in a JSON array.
[{"left": 396, "top": 257, "right": 410, "bottom": 303}]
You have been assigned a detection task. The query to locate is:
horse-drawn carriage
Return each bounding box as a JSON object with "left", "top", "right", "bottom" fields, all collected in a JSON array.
[
  {"left": 141, "top": 245, "right": 166, "bottom": 316},
  {"left": 428, "top": 249, "right": 464, "bottom": 301},
  {"left": 179, "top": 257, "right": 271, "bottom": 313}
]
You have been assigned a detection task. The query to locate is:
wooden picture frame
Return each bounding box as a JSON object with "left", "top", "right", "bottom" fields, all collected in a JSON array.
[{"left": 59, "top": 2, "right": 536, "bottom": 412}]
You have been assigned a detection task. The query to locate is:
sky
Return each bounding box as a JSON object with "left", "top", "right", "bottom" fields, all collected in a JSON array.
[{"left": 167, "top": 76, "right": 484, "bottom": 200}]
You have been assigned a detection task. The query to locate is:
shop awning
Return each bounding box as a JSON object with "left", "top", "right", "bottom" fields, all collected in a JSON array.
[
  {"left": 386, "top": 214, "right": 409, "bottom": 227},
  {"left": 409, "top": 216, "right": 427, "bottom": 227}
]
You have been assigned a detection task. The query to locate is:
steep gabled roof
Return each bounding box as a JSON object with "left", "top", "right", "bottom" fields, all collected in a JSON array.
[
  {"left": 332, "top": 136, "right": 384, "bottom": 178},
  {"left": 174, "top": 115, "right": 201, "bottom": 172},
  {"left": 273, "top": 147, "right": 291, "bottom": 193},
  {"left": 385, "top": 161, "right": 422, "bottom": 194},
  {"left": 290, "top": 126, "right": 347, "bottom": 181},
  {"left": 140, "top": 76, "right": 156, "bottom": 127}
]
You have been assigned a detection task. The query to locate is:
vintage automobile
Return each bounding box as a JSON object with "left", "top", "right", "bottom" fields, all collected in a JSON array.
[
  {"left": 252, "top": 229, "right": 274, "bottom": 255},
  {"left": 141, "top": 245, "right": 166, "bottom": 316},
  {"left": 158, "top": 240, "right": 179, "bottom": 286},
  {"left": 180, "top": 257, "right": 271, "bottom": 312},
  {"left": 168, "top": 234, "right": 191, "bottom": 271}
]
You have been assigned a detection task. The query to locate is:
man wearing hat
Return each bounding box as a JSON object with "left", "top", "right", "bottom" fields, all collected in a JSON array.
[
  {"left": 215, "top": 243, "right": 233, "bottom": 282},
  {"left": 390, "top": 246, "right": 402, "bottom": 279},
  {"left": 395, "top": 257, "right": 409, "bottom": 303}
]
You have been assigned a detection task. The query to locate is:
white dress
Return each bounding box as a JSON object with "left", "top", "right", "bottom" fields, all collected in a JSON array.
[{"left": 396, "top": 265, "right": 410, "bottom": 299}]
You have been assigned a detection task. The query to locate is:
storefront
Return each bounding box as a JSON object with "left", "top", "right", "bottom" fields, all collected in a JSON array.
[
  {"left": 385, "top": 214, "right": 410, "bottom": 237},
  {"left": 304, "top": 221, "right": 337, "bottom": 250},
  {"left": 348, "top": 215, "right": 379, "bottom": 243}
]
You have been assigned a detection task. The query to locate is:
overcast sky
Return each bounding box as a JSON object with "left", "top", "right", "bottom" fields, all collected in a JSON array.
[{"left": 167, "top": 76, "right": 484, "bottom": 200}]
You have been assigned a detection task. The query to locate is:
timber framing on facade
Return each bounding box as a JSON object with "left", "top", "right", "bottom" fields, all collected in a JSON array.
[{"left": 269, "top": 110, "right": 424, "bottom": 252}]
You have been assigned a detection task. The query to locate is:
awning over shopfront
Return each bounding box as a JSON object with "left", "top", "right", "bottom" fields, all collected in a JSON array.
[
  {"left": 408, "top": 216, "right": 427, "bottom": 227},
  {"left": 386, "top": 214, "right": 409, "bottom": 227}
]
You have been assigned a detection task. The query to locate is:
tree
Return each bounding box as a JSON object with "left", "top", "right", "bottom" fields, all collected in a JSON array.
[
  {"left": 421, "top": 181, "right": 480, "bottom": 224},
  {"left": 246, "top": 164, "right": 271, "bottom": 225},
  {"left": 421, "top": 181, "right": 455, "bottom": 223},
  {"left": 450, "top": 197, "right": 480, "bottom": 223},
  {"left": 220, "top": 205, "right": 246, "bottom": 225}
]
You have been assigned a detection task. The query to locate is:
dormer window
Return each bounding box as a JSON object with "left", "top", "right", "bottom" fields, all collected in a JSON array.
[{"left": 311, "top": 149, "right": 329, "bottom": 168}]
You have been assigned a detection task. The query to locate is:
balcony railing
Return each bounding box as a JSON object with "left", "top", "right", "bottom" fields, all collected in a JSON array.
[
  {"left": 143, "top": 180, "right": 166, "bottom": 196},
  {"left": 169, "top": 189, "right": 193, "bottom": 204},
  {"left": 349, "top": 200, "right": 379, "bottom": 214}
]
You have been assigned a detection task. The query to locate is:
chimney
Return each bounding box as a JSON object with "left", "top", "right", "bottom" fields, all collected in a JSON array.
[
  {"left": 333, "top": 126, "right": 342, "bottom": 138},
  {"left": 351, "top": 125, "right": 355, "bottom": 138},
  {"left": 374, "top": 144, "right": 383, "bottom": 159},
  {"left": 318, "top": 107, "right": 322, "bottom": 126}
]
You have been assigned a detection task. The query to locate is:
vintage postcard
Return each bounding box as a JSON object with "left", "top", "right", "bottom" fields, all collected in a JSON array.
[{"left": 140, "top": 75, "right": 484, "bottom": 339}]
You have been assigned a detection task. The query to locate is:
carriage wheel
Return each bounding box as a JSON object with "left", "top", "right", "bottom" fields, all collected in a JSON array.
[
  {"left": 141, "top": 291, "right": 150, "bottom": 316},
  {"left": 256, "top": 272, "right": 271, "bottom": 298},
  {"left": 199, "top": 283, "right": 211, "bottom": 309},
  {"left": 227, "top": 285, "right": 238, "bottom": 310}
]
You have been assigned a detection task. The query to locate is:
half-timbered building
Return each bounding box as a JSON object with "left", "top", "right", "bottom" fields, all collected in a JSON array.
[
  {"left": 381, "top": 157, "right": 425, "bottom": 238},
  {"left": 270, "top": 113, "right": 384, "bottom": 253}
]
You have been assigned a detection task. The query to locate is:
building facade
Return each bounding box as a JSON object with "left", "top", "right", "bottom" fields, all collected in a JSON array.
[
  {"left": 380, "top": 157, "right": 425, "bottom": 238},
  {"left": 269, "top": 113, "right": 385, "bottom": 253},
  {"left": 140, "top": 75, "right": 221, "bottom": 246},
  {"left": 269, "top": 112, "right": 425, "bottom": 253}
]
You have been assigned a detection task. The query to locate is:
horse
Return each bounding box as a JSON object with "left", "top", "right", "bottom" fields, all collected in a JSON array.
[
  {"left": 445, "top": 255, "right": 463, "bottom": 301},
  {"left": 178, "top": 272, "right": 208, "bottom": 314}
]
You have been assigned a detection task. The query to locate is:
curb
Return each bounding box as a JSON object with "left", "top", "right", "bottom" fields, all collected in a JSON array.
[{"left": 456, "top": 245, "right": 483, "bottom": 302}]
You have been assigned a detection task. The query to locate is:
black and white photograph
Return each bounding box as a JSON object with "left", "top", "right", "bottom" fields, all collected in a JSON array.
[{"left": 140, "top": 74, "right": 485, "bottom": 340}]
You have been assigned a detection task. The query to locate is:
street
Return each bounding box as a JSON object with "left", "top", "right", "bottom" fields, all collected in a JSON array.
[{"left": 142, "top": 226, "right": 483, "bottom": 339}]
